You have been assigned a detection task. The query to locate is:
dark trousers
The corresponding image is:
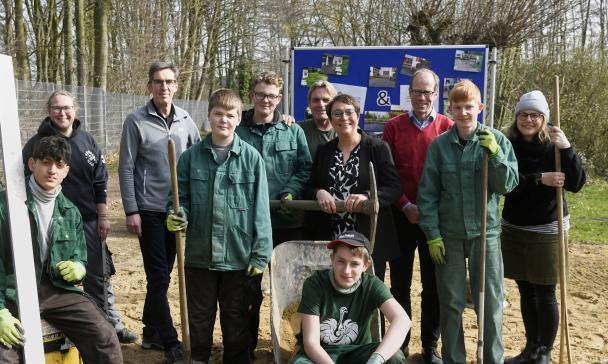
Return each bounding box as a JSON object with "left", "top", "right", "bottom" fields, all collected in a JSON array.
[
  {"left": 138, "top": 210, "right": 179, "bottom": 349},
  {"left": 186, "top": 267, "right": 253, "bottom": 364},
  {"left": 516, "top": 280, "right": 559, "bottom": 348},
  {"left": 0, "top": 279, "right": 122, "bottom": 364},
  {"left": 385, "top": 209, "right": 440, "bottom": 349},
  {"left": 81, "top": 218, "right": 124, "bottom": 331}
]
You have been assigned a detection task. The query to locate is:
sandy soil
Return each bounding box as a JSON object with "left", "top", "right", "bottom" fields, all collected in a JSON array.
[{"left": 105, "top": 176, "right": 608, "bottom": 364}]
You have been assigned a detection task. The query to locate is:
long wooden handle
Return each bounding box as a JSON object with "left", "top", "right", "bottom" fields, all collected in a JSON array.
[
  {"left": 554, "top": 76, "right": 572, "bottom": 364},
  {"left": 168, "top": 139, "right": 192, "bottom": 364},
  {"left": 477, "top": 151, "right": 489, "bottom": 364}
]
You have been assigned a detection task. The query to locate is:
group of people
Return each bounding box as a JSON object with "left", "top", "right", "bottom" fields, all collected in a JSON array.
[{"left": 0, "top": 61, "right": 585, "bottom": 364}]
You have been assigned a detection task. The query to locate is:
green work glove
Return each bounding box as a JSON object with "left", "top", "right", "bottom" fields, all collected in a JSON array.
[
  {"left": 427, "top": 237, "right": 446, "bottom": 265},
  {"left": 166, "top": 207, "right": 188, "bottom": 232},
  {"left": 56, "top": 261, "right": 86, "bottom": 282},
  {"left": 246, "top": 265, "right": 264, "bottom": 277},
  {"left": 478, "top": 127, "right": 500, "bottom": 157},
  {"left": 0, "top": 309, "right": 24, "bottom": 348},
  {"left": 279, "top": 193, "right": 293, "bottom": 215},
  {"left": 366, "top": 352, "right": 386, "bottom": 364}
]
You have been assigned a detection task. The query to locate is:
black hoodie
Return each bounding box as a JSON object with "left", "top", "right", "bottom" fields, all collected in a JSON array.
[{"left": 22, "top": 117, "right": 108, "bottom": 220}]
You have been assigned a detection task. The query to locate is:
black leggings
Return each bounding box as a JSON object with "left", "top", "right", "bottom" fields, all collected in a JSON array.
[{"left": 516, "top": 280, "right": 559, "bottom": 348}]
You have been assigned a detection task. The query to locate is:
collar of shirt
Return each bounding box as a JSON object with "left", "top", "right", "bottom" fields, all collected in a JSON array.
[{"left": 408, "top": 109, "right": 436, "bottom": 130}]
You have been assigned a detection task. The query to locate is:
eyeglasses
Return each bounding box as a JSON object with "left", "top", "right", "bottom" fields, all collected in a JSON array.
[
  {"left": 253, "top": 92, "right": 280, "bottom": 101},
  {"left": 50, "top": 105, "right": 74, "bottom": 113},
  {"left": 152, "top": 79, "right": 177, "bottom": 87},
  {"left": 410, "top": 89, "right": 435, "bottom": 97},
  {"left": 331, "top": 109, "right": 357, "bottom": 118},
  {"left": 517, "top": 112, "right": 542, "bottom": 121}
]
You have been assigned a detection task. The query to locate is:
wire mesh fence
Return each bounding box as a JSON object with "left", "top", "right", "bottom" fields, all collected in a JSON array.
[{"left": 6, "top": 80, "right": 209, "bottom": 156}]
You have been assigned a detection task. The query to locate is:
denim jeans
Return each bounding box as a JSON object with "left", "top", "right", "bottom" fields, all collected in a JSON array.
[{"left": 138, "top": 210, "right": 179, "bottom": 349}]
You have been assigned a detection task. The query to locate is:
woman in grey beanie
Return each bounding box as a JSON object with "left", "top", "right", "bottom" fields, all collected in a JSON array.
[{"left": 501, "top": 90, "right": 586, "bottom": 364}]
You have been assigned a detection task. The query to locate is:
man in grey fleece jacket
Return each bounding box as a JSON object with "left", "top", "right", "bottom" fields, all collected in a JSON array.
[{"left": 118, "top": 61, "right": 200, "bottom": 364}]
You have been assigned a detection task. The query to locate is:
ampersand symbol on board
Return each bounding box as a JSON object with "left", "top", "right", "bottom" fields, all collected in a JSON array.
[{"left": 377, "top": 90, "right": 391, "bottom": 106}]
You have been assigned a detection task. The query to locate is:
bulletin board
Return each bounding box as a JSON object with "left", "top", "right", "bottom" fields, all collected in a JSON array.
[{"left": 291, "top": 45, "right": 488, "bottom": 132}]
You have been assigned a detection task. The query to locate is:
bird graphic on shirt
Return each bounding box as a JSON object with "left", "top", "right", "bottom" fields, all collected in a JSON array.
[{"left": 320, "top": 306, "right": 359, "bottom": 345}]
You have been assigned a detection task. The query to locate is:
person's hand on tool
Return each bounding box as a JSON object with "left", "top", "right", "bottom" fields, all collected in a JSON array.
[
  {"left": 427, "top": 237, "right": 446, "bottom": 265},
  {"left": 345, "top": 193, "right": 368, "bottom": 213},
  {"left": 56, "top": 261, "right": 86, "bottom": 282},
  {"left": 282, "top": 114, "right": 296, "bottom": 126},
  {"left": 366, "top": 352, "right": 386, "bottom": 364},
  {"left": 402, "top": 203, "right": 419, "bottom": 224},
  {"left": 478, "top": 127, "right": 500, "bottom": 157},
  {"left": 0, "top": 309, "right": 24, "bottom": 348},
  {"left": 316, "top": 189, "right": 336, "bottom": 214},
  {"left": 246, "top": 265, "right": 264, "bottom": 277},
  {"left": 126, "top": 213, "right": 142, "bottom": 237},
  {"left": 279, "top": 193, "right": 293, "bottom": 215},
  {"left": 548, "top": 125, "right": 571, "bottom": 149},
  {"left": 166, "top": 208, "right": 188, "bottom": 232},
  {"left": 540, "top": 172, "right": 566, "bottom": 188}
]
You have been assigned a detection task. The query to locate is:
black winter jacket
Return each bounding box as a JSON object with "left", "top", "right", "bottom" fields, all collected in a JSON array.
[
  {"left": 22, "top": 118, "right": 108, "bottom": 220},
  {"left": 502, "top": 137, "right": 586, "bottom": 226}
]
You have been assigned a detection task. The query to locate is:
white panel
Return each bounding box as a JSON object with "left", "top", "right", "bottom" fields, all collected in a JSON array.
[{"left": 0, "top": 54, "right": 45, "bottom": 362}]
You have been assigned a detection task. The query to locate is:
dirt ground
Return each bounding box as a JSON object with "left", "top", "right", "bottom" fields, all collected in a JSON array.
[{"left": 105, "top": 177, "right": 608, "bottom": 364}]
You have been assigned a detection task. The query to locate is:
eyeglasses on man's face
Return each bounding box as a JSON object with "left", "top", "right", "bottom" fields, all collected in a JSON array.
[
  {"left": 331, "top": 109, "right": 357, "bottom": 118},
  {"left": 253, "top": 91, "right": 280, "bottom": 101},
  {"left": 50, "top": 105, "right": 74, "bottom": 113},
  {"left": 517, "top": 112, "right": 542, "bottom": 121},
  {"left": 410, "top": 89, "right": 435, "bottom": 97},
  {"left": 152, "top": 79, "right": 177, "bottom": 87}
]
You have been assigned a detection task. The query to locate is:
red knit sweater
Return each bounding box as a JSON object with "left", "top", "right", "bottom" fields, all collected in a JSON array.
[{"left": 383, "top": 113, "right": 453, "bottom": 207}]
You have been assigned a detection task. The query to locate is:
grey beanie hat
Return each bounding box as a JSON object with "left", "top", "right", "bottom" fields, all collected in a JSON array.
[{"left": 514, "top": 90, "right": 550, "bottom": 122}]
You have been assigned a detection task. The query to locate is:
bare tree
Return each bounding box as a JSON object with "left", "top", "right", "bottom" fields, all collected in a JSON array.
[
  {"left": 63, "top": 0, "right": 75, "bottom": 85},
  {"left": 14, "top": 0, "right": 29, "bottom": 80},
  {"left": 75, "top": 0, "right": 86, "bottom": 86}
]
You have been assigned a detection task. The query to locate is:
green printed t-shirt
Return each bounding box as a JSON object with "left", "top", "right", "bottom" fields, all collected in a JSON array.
[{"left": 297, "top": 269, "right": 392, "bottom": 347}]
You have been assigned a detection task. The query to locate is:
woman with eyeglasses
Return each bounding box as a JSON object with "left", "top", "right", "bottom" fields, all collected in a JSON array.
[
  {"left": 305, "top": 94, "right": 402, "bottom": 277},
  {"left": 501, "top": 91, "right": 586, "bottom": 364},
  {"left": 22, "top": 90, "right": 139, "bottom": 344}
]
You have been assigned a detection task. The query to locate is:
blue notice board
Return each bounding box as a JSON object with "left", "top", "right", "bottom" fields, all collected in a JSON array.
[{"left": 291, "top": 45, "right": 488, "bottom": 132}]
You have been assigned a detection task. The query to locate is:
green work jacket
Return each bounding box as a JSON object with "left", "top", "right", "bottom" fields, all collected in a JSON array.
[
  {"left": 0, "top": 189, "right": 88, "bottom": 310},
  {"left": 417, "top": 124, "right": 519, "bottom": 241},
  {"left": 236, "top": 110, "right": 312, "bottom": 229},
  {"left": 173, "top": 134, "right": 273, "bottom": 272}
]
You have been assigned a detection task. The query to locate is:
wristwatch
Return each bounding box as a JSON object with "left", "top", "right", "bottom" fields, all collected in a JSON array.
[{"left": 534, "top": 173, "right": 543, "bottom": 185}]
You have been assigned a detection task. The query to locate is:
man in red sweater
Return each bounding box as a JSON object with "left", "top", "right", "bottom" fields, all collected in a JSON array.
[{"left": 382, "top": 68, "right": 453, "bottom": 364}]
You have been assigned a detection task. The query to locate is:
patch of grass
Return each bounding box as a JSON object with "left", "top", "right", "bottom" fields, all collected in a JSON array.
[{"left": 566, "top": 178, "right": 608, "bottom": 244}]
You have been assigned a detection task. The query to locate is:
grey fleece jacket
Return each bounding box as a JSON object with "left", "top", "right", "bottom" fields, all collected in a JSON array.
[{"left": 119, "top": 100, "right": 200, "bottom": 214}]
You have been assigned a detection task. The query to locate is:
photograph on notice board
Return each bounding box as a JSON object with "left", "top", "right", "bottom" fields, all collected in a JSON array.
[
  {"left": 363, "top": 110, "right": 406, "bottom": 134},
  {"left": 321, "top": 53, "right": 350, "bottom": 76},
  {"left": 453, "top": 50, "right": 484, "bottom": 72},
  {"left": 369, "top": 66, "right": 397, "bottom": 88},
  {"left": 443, "top": 100, "right": 452, "bottom": 118},
  {"left": 332, "top": 83, "right": 368, "bottom": 113},
  {"left": 301, "top": 67, "right": 328, "bottom": 86},
  {"left": 443, "top": 77, "right": 471, "bottom": 99},
  {"left": 400, "top": 54, "right": 431, "bottom": 76}
]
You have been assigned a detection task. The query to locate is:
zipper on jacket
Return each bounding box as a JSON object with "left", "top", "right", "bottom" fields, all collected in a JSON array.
[{"left": 143, "top": 169, "right": 147, "bottom": 195}]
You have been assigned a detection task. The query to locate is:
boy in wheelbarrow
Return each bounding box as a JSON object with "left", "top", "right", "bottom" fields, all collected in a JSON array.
[{"left": 292, "top": 230, "right": 411, "bottom": 364}]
